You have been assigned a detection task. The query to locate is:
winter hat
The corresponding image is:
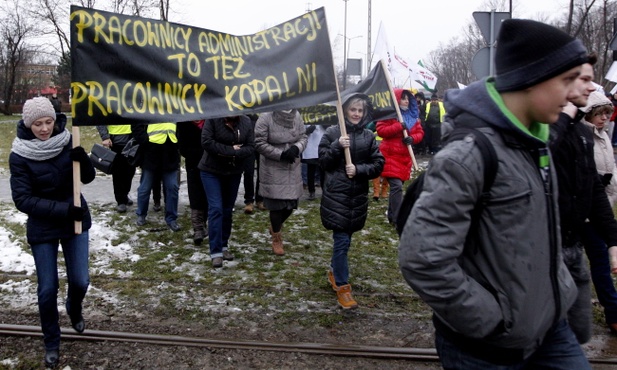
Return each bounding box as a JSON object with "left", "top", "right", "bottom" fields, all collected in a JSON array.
[
  {"left": 22, "top": 97, "right": 56, "bottom": 128},
  {"left": 581, "top": 91, "right": 612, "bottom": 114},
  {"left": 494, "top": 19, "right": 588, "bottom": 92}
]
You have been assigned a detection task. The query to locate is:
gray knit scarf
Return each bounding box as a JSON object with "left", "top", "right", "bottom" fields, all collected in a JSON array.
[{"left": 11, "top": 129, "right": 71, "bottom": 161}]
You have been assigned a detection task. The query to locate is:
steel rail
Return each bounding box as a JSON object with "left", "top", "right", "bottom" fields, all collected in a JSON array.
[{"left": 2, "top": 324, "right": 617, "bottom": 365}]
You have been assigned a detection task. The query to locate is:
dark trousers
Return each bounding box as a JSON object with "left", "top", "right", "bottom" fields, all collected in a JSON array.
[
  {"left": 243, "top": 153, "right": 262, "bottom": 204},
  {"left": 582, "top": 222, "right": 617, "bottom": 325},
  {"left": 186, "top": 165, "right": 208, "bottom": 212},
  {"left": 304, "top": 159, "right": 323, "bottom": 194},
  {"left": 111, "top": 143, "right": 136, "bottom": 205}
]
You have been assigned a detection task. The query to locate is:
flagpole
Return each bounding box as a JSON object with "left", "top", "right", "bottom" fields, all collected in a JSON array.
[
  {"left": 72, "top": 126, "right": 83, "bottom": 234},
  {"left": 380, "top": 59, "right": 418, "bottom": 171}
]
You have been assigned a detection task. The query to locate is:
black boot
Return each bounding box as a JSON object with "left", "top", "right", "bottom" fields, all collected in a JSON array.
[{"left": 44, "top": 349, "right": 59, "bottom": 368}]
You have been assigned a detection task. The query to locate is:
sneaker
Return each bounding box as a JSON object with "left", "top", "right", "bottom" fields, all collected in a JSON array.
[
  {"left": 212, "top": 257, "right": 223, "bottom": 268},
  {"left": 327, "top": 269, "right": 338, "bottom": 291},
  {"left": 244, "top": 203, "right": 254, "bottom": 214},
  {"left": 336, "top": 284, "right": 358, "bottom": 310},
  {"left": 222, "top": 250, "right": 234, "bottom": 261},
  {"left": 116, "top": 204, "right": 128, "bottom": 213},
  {"left": 167, "top": 221, "right": 181, "bottom": 232},
  {"left": 153, "top": 202, "right": 162, "bottom": 212},
  {"left": 136, "top": 215, "right": 147, "bottom": 226},
  {"left": 308, "top": 192, "right": 316, "bottom": 200}
]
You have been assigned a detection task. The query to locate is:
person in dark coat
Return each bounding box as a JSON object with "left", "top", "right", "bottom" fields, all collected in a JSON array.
[
  {"left": 319, "top": 93, "right": 384, "bottom": 310},
  {"left": 177, "top": 120, "right": 209, "bottom": 245},
  {"left": 9, "top": 97, "right": 95, "bottom": 368},
  {"left": 198, "top": 115, "right": 255, "bottom": 268},
  {"left": 550, "top": 54, "right": 617, "bottom": 344}
]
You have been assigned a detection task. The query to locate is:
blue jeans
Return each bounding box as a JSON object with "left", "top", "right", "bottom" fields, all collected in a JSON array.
[
  {"left": 137, "top": 168, "right": 179, "bottom": 224},
  {"left": 200, "top": 171, "right": 241, "bottom": 258},
  {"left": 331, "top": 231, "right": 352, "bottom": 286},
  {"left": 436, "top": 320, "right": 590, "bottom": 370},
  {"left": 31, "top": 231, "right": 90, "bottom": 351},
  {"left": 582, "top": 222, "right": 617, "bottom": 325}
]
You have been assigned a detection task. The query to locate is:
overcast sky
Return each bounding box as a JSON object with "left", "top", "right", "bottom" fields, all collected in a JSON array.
[{"left": 167, "top": 0, "right": 568, "bottom": 72}]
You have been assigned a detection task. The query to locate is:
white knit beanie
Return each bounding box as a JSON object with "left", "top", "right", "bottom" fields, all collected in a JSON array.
[{"left": 22, "top": 97, "right": 56, "bottom": 128}]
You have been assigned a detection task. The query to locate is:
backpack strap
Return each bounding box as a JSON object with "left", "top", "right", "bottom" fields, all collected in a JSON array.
[{"left": 446, "top": 127, "right": 498, "bottom": 204}]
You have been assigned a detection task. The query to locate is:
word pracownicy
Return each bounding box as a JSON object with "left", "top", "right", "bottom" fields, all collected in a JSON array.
[{"left": 70, "top": 6, "right": 338, "bottom": 126}]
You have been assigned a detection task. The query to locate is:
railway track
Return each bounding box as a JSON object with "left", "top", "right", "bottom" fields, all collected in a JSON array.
[{"left": 2, "top": 324, "right": 617, "bottom": 365}]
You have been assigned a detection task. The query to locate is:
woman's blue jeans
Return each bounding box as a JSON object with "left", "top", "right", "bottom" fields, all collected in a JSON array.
[
  {"left": 200, "top": 171, "right": 241, "bottom": 258},
  {"left": 30, "top": 231, "right": 90, "bottom": 350},
  {"left": 331, "top": 231, "right": 352, "bottom": 286}
]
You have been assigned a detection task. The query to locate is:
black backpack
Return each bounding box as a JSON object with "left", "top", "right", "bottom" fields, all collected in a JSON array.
[{"left": 395, "top": 125, "right": 498, "bottom": 236}]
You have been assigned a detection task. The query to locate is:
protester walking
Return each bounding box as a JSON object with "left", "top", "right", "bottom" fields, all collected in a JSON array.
[
  {"left": 255, "top": 109, "right": 307, "bottom": 256},
  {"left": 320, "top": 93, "right": 384, "bottom": 309},
  {"left": 177, "top": 119, "right": 209, "bottom": 245},
  {"left": 550, "top": 57, "right": 617, "bottom": 345},
  {"left": 9, "top": 97, "right": 96, "bottom": 368},
  {"left": 199, "top": 115, "right": 255, "bottom": 268},
  {"left": 399, "top": 19, "right": 592, "bottom": 368},
  {"left": 376, "top": 88, "right": 424, "bottom": 227},
  {"left": 96, "top": 124, "right": 136, "bottom": 213},
  {"left": 301, "top": 124, "right": 326, "bottom": 200},
  {"left": 132, "top": 122, "right": 181, "bottom": 232}
]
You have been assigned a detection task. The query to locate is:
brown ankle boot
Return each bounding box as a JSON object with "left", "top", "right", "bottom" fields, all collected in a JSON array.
[
  {"left": 380, "top": 179, "right": 390, "bottom": 199},
  {"left": 336, "top": 284, "right": 358, "bottom": 310},
  {"left": 270, "top": 227, "right": 284, "bottom": 256},
  {"left": 190, "top": 209, "right": 205, "bottom": 245},
  {"left": 372, "top": 178, "right": 380, "bottom": 200}
]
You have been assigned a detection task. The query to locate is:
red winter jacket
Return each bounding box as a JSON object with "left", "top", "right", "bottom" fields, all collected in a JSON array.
[{"left": 376, "top": 89, "right": 424, "bottom": 181}]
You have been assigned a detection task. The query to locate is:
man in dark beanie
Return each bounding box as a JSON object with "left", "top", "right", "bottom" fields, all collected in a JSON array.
[{"left": 399, "top": 19, "right": 591, "bottom": 368}]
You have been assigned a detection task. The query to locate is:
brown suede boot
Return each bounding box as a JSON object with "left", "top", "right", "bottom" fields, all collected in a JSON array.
[
  {"left": 380, "top": 178, "right": 390, "bottom": 199},
  {"left": 372, "top": 177, "right": 380, "bottom": 200},
  {"left": 191, "top": 209, "right": 205, "bottom": 246},
  {"left": 269, "top": 227, "right": 285, "bottom": 256}
]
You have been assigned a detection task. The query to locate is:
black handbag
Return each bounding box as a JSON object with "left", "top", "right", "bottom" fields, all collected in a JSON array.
[
  {"left": 89, "top": 143, "right": 116, "bottom": 174},
  {"left": 121, "top": 138, "right": 144, "bottom": 167}
]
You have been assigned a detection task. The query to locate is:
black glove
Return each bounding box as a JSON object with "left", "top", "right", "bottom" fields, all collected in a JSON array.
[
  {"left": 70, "top": 146, "right": 90, "bottom": 164},
  {"left": 602, "top": 173, "right": 613, "bottom": 187},
  {"left": 280, "top": 146, "right": 300, "bottom": 163},
  {"left": 305, "top": 125, "right": 316, "bottom": 135},
  {"left": 402, "top": 136, "right": 414, "bottom": 146},
  {"left": 68, "top": 204, "right": 85, "bottom": 221}
]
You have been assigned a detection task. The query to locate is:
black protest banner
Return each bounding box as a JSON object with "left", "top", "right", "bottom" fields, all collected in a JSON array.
[
  {"left": 299, "top": 60, "right": 397, "bottom": 125},
  {"left": 70, "top": 6, "right": 338, "bottom": 126}
]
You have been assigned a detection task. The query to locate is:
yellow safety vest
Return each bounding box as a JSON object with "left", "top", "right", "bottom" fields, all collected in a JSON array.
[
  {"left": 147, "top": 123, "right": 177, "bottom": 144},
  {"left": 108, "top": 124, "right": 131, "bottom": 135}
]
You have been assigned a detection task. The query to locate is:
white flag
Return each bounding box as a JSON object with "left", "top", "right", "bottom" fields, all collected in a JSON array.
[{"left": 372, "top": 22, "right": 437, "bottom": 90}]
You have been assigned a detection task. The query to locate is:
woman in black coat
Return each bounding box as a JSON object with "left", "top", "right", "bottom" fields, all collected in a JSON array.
[
  {"left": 319, "top": 94, "right": 384, "bottom": 310},
  {"left": 9, "top": 97, "right": 95, "bottom": 368},
  {"left": 198, "top": 115, "right": 255, "bottom": 268}
]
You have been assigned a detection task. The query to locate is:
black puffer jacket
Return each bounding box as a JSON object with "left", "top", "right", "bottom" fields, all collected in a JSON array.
[
  {"left": 319, "top": 94, "right": 384, "bottom": 232},
  {"left": 198, "top": 115, "right": 255, "bottom": 175},
  {"left": 9, "top": 115, "right": 95, "bottom": 244}
]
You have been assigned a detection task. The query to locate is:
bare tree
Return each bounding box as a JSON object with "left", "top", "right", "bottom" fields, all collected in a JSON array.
[{"left": 0, "top": 0, "right": 39, "bottom": 114}]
